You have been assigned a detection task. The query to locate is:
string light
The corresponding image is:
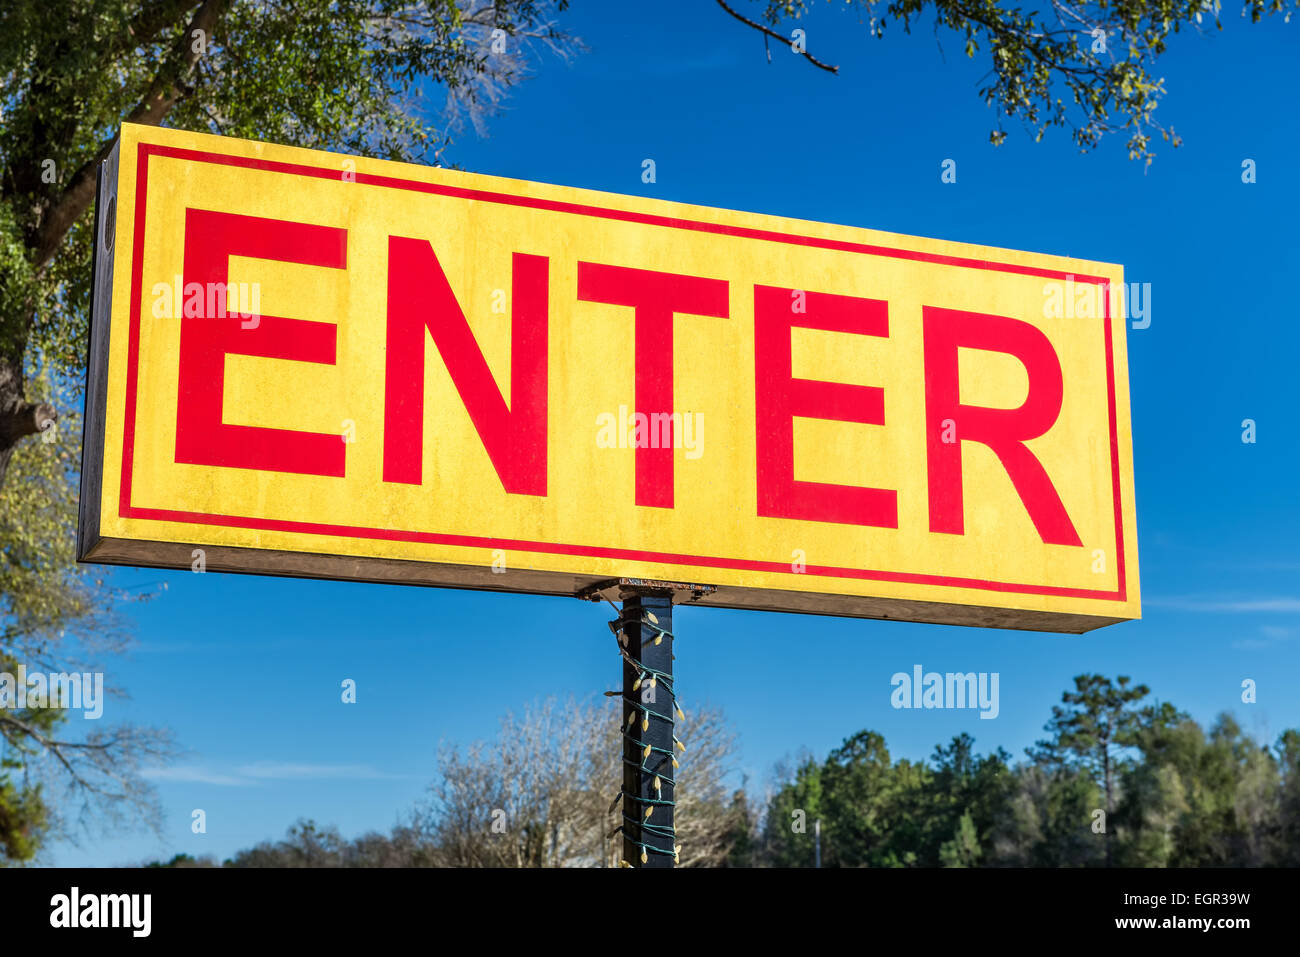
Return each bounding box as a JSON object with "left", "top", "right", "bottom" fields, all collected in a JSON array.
[{"left": 605, "top": 604, "right": 684, "bottom": 869}]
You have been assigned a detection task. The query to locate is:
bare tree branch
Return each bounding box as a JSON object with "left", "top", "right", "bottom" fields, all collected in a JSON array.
[{"left": 714, "top": 0, "right": 839, "bottom": 73}]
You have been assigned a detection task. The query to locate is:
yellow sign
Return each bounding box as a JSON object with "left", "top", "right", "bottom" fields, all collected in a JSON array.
[{"left": 79, "top": 123, "right": 1139, "bottom": 633}]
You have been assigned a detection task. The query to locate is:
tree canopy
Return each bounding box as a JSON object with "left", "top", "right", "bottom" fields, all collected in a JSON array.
[
  {"left": 758, "top": 675, "right": 1297, "bottom": 868},
  {"left": 722, "top": 0, "right": 1296, "bottom": 163}
]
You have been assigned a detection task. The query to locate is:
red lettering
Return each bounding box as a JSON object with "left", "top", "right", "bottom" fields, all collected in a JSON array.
[
  {"left": 384, "top": 239, "right": 549, "bottom": 495},
  {"left": 576, "top": 262, "right": 728, "bottom": 508},
  {"left": 754, "top": 285, "right": 897, "bottom": 527},
  {"left": 175, "top": 209, "right": 347, "bottom": 476},
  {"left": 922, "top": 305, "right": 1081, "bottom": 546}
]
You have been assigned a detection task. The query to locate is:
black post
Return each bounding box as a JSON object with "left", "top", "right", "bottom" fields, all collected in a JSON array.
[{"left": 620, "top": 589, "right": 675, "bottom": 867}]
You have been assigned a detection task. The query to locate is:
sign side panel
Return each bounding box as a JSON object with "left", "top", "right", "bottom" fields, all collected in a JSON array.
[
  {"left": 77, "top": 137, "right": 121, "bottom": 561},
  {"left": 1111, "top": 267, "right": 1142, "bottom": 617}
]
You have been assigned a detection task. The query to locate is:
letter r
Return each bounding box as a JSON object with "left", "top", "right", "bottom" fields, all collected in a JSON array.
[{"left": 922, "top": 305, "right": 1081, "bottom": 546}]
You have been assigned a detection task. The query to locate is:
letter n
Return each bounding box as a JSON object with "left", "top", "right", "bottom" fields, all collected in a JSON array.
[{"left": 384, "top": 240, "right": 548, "bottom": 495}]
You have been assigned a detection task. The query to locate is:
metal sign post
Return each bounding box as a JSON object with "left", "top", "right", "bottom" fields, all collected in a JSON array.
[
  {"left": 581, "top": 578, "right": 715, "bottom": 868},
  {"left": 620, "top": 589, "right": 675, "bottom": 868}
]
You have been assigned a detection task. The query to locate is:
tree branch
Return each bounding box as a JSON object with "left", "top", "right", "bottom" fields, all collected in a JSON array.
[
  {"left": 0, "top": 400, "right": 56, "bottom": 445},
  {"left": 714, "top": 0, "right": 839, "bottom": 73},
  {"left": 123, "top": 0, "right": 206, "bottom": 52},
  {"left": 32, "top": 0, "right": 232, "bottom": 272}
]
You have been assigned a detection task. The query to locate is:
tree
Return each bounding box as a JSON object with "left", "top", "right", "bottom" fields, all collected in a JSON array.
[
  {"left": 938, "top": 811, "right": 981, "bottom": 867},
  {"left": 929, "top": 733, "right": 1013, "bottom": 865},
  {"left": 1117, "top": 712, "right": 1284, "bottom": 866},
  {"left": 811, "top": 730, "right": 933, "bottom": 867},
  {"left": 414, "top": 695, "right": 743, "bottom": 867},
  {"left": 762, "top": 732, "right": 1015, "bottom": 867},
  {"left": 144, "top": 851, "right": 217, "bottom": 867},
  {"left": 759, "top": 751, "right": 824, "bottom": 866},
  {"left": 989, "top": 763, "right": 1104, "bottom": 867},
  {"left": 1276, "top": 730, "right": 1300, "bottom": 865},
  {"left": 1029, "top": 674, "right": 1155, "bottom": 865},
  {"left": 0, "top": 400, "right": 175, "bottom": 864},
  {"left": 216, "top": 819, "right": 436, "bottom": 867},
  {"left": 718, "top": 0, "right": 1298, "bottom": 164},
  {"left": 721, "top": 786, "right": 759, "bottom": 867},
  {"left": 0, "top": 0, "right": 575, "bottom": 488}
]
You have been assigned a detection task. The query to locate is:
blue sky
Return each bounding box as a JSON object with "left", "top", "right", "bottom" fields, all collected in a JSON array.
[{"left": 51, "top": 3, "right": 1300, "bottom": 865}]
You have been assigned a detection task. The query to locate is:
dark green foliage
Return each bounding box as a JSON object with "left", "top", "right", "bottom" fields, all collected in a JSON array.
[{"left": 756, "top": 675, "right": 1298, "bottom": 867}]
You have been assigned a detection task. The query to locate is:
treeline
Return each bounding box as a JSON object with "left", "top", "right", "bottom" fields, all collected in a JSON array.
[
  {"left": 149, "top": 698, "right": 750, "bottom": 869},
  {"left": 761, "top": 675, "right": 1300, "bottom": 867},
  {"left": 146, "top": 676, "right": 1300, "bottom": 868}
]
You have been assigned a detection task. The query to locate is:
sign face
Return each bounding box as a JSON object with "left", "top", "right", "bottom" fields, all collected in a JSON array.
[{"left": 79, "top": 123, "right": 1139, "bottom": 633}]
